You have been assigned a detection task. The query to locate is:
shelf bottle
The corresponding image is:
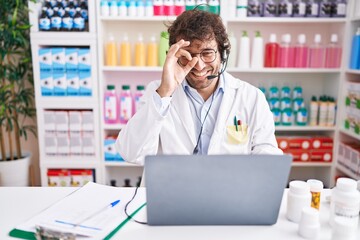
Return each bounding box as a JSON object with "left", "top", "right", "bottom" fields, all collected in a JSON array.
[
  {"left": 251, "top": 31, "right": 264, "bottom": 69},
  {"left": 263, "top": 0, "right": 277, "bottom": 17},
  {"left": 208, "top": 0, "right": 220, "bottom": 15},
  {"left": 119, "top": 85, "right": 133, "bottom": 124},
  {"left": 325, "top": 34, "right": 342, "bottom": 68},
  {"left": 227, "top": 32, "right": 237, "bottom": 68},
  {"left": 309, "top": 96, "right": 319, "bottom": 126},
  {"left": 278, "top": 34, "right": 295, "bottom": 68},
  {"left": 309, "top": 34, "right": 325, "bottom": 68},
  {"left": 120, "top": 33, "right": 132, "bottom": 66},
  {"left": 145, "top": 0, "right": 154, "bottom": 16},
  {"left": 237, "top": 30, "right": 250, "bottom": 69},
  {"left": 294, "top": 34, "right": 308, "bottom": 68},
  {"left": 292, "top": 0, "right": 306, "bottom": 17},
  {"left": 104, "top": 85, "right": 118, "bottom": 124},
  {"left": 164, "top": 0, "right": 175, "bottom": 16},
  {"left": 118, "top": 0, "right": 127, "bottom": 17},
  {"left": 100, "top": 0, "right": 110, "bottom": 16},
  {"left": 305, "top": 0, "right": 319, "bottom": 17},
  {"left": 349, "top": 28, "right": 360, "bottom": 70},
  {"left": 128, "top": 0, "right": 137, "bottom": 17},
  {"left": 159, "top": 31, "right": 169, "bottom": 66},
  {"left": 153, "top": 0, "right": 164, "bottom": 16},
  {"left": 147, "top": 35, "right": 159, "bottom": 66},
  {"left": 174, "top": 0, "right": 185, "bottom": 16},
  {"left": 135, "top": 33, "right": 146, "bottom": 66},
  {"left": 319, "top": 0, "right": 331, "bottom": 18},
  {"left": 105, "top": 34, "right": 118, "bottom": 66},
  {"left": 236, "top": 0, "right": 248, "bottom": 18},
  {"left": 247, "top": 0, "right": 263, "bottom": 17},
  {"left": 331, "top": 0, "right": 347, "bottom": 18},
  {"left": 109, "top": 0, "right": 118, "bottom": 17},
  {"left": 137, "top": 0, "right": 146, "bottom": 17},
  {"left": 264, "top": 33, "right": 279, "bottom": 68},
  {"left": 278, "top": 0, "right": 293, "bottom": 18},
  {"left": 134, "top": 85, "right": 145, "bottom": 113},
  {"left": 185, "top": 0, "right": 196, "bottom": 11}
]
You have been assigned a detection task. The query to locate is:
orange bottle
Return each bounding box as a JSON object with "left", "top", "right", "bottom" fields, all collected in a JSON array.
[
  {"left": 135, "top": 34, "right": 146, "bottom": 66},
  {"left": 147, "top": 35, "right": 158, "bottom": 66},
  {"left": 120, "top": 34, "right": 131, "bottom": 66},
  {"left": 105, "top": 35, "right": 117, "bottom": 66}
]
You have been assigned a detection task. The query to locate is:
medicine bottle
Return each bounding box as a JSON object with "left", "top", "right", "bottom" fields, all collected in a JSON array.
[
  {"left": 329, "top": 177, "right": 360, "bottom": 227},
  {"left": 286, "top": 180, "right": 312, "bottom": 223},
  {"left": 306, "top": 179, "right": 323, "bottom": 210},
  {"left": 331, "top": 216, "right": 358, "bottom": 240}
]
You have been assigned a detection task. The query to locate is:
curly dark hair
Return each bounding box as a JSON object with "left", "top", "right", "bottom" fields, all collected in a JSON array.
[{"left": 167, "top": 9, "right": 230, "bottom": 62}]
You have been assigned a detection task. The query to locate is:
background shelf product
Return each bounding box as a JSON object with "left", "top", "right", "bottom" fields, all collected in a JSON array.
[{"left": 29, "top": 0, "right": 360, "bottom": 187}]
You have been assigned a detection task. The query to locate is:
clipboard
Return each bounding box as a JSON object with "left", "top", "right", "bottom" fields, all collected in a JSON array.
[{"left": 8, "top": 182, "right": 146, "bottom": 239}]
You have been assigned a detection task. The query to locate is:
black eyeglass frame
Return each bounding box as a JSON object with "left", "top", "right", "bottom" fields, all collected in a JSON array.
[{"left": 177, "top": 49, "right": 218, "bottom": 66}]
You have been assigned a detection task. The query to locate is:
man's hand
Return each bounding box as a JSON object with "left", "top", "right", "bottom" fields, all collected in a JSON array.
[{"left": 156, "top": 39, "right": 198, "bottom": 97}]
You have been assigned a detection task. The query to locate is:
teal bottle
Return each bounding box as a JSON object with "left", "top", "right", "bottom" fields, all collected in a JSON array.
[{"left": 159, "top": 31, "right": 169, "bottom": 66}]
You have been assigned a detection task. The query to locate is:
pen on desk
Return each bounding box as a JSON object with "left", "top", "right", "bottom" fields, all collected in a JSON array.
[
  {"left": 55, "top": 199, "right": 120, "bottom": 229},
  {"left": 234, "top": 116, "right": 238, "bottom": 131}
]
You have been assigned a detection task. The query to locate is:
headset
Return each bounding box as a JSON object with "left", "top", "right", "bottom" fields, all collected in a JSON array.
[{"left": 206, "top": 46, "right": 230, "bottom": 80}]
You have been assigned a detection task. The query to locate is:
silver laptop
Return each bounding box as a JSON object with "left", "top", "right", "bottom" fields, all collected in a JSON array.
[{"left": 144, "top": 154, "right": 292, "bottom": 226}]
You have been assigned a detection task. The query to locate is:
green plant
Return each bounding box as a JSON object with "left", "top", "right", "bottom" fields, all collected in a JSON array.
[{"left": 0, "top": 0, "right": 36, "bottom": 161}]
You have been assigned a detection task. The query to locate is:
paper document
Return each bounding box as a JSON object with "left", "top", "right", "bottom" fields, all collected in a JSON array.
[{"left": 11, "top": 182, "right": 146, "bottom": 239}]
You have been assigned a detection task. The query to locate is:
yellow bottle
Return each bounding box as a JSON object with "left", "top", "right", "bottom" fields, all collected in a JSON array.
[
  {"left": 147, "top": 36, "right": 158, "bottom": 66},
  {"left": 105, "top": 35, "right": 117, "bottom": 66},
  {"left": 120, "top": 34, "right": 131, "bottom": 66},
  {"left": 135, "top": 33, "right": 146, "bottom": 66}
]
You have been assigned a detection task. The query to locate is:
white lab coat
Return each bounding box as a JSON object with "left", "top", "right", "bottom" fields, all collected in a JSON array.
[{"left": 116, "top": 72, "right": 282, "bottom": 165}]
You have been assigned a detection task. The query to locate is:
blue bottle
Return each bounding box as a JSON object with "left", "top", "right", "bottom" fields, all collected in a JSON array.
[{"left": 349, "top": 28, "right": 360, "bottom": 70}]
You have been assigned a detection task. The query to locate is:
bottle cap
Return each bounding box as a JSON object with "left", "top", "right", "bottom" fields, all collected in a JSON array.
[
  {"left": 137, "top": 85, "right": 145, "bottom": 90},
  {"left": 307, "top": 179, "right": 324, "bottom": 192},
  {"left": 332, "top": 216, "right": 358, "bottom": 238},
  {"left": 107, "top": 85, "right": 115, "bottom": 90},
  {"left": 269, "top": 33, "right": 277, "bottom": 43},
  {"left": 331, "top": 34, "right": 338, "bottom": 43},
  {"left": 289, "top": 180, "right": 310, "bottom": 194},
  {"left": 161, "top": 31, "right": 169, "bottom": 38},
  {"left": 122, "top": 85, "right": 131, "bottom": 90},
  {"left": 297, "top": 34, "right": 306, "bottom": 44},
  {"left": 336, "top": 178, "right": 358, "bottom": 192},
  {"left": 314, "top": 34, "right": 322, "bottom": 43},
  {"left": 282, "top": 34, "right": 291, "bottom": 43},
  {"left": 298, "top": 207, "right": 320, "bottom": 239}
]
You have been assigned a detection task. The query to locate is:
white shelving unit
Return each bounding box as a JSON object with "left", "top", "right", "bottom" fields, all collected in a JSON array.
[
  {"left": 29, "top": 0, "right": 359, "bottom": 187},
  {"left": 29, "top": 1, "right": 102, "bottom": 186}
]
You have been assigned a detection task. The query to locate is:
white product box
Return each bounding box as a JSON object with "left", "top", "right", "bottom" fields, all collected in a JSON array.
[
  {"left": 65, "top": 48, "right": 78, "bottom": 72},
  {"left": 44, "top": 132, "right": 57, "bottom": 156},
  {"left": 78, "top": 48, "right": 91, "bottom": 71},
  {"left": 57, "top": 132, "right": 70, "bottom": 156},
  {"left": 44, "top": 110, "right": 56, "bottom": 132},
  {"left": 69, "top": 111, "right": 82, "bottom": 132},
  {"left": 39, "top": 48, "right": 52, "bottom": 72},
  {"left": 82, "top": 132, "right": 95, "bottom": 155},
  {"left": 81, "top": 111, "right": 94, "bottom": 131},
  {"left": 79, "top": 71, "right": 92, "bottom": 96},
  {"left": 53, "top": 72, "right": 67, "bottom": 96},
  {"left": 66, "top": 72, "right": 79, "bottom": 96},
  {"left": 55, "top": 111, "right": 69, "bottom": 132},
  {"left": 51, "top": 48, "right": 66, "bottom": 72},
  {"left": 40, "top": 71, "right": 53, "bottom": 96},
  {"left": 69, "top": 131, "right": 82, "bottom": 156}
]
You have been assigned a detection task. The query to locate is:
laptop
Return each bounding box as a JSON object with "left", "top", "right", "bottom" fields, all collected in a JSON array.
[{"left": 144, "top": 154, "right": 292, "bottom": 226}]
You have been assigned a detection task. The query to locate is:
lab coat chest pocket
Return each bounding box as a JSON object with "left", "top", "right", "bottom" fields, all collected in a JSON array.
[{"left": 222, "top": 117, "right": 250, "bottom": 154}]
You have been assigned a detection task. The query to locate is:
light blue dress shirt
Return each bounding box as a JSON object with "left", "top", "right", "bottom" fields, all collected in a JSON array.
[{"left": 153, "top": 76, "right": 225, "bottom": 154}]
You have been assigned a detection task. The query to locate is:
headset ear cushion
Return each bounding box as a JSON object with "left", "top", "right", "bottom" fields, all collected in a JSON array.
[{"left": 223, "top": 50, "right": 228, "bottom": 62}]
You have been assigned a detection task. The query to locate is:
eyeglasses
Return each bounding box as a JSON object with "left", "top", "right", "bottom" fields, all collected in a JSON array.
[{"left": 178, "top": 49, "right": 217, "bottom": 66}]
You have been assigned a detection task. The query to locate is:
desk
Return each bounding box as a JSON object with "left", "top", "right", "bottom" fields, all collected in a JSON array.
[{"left": 0, "top": 187, "right": 359, "bottom": 240}]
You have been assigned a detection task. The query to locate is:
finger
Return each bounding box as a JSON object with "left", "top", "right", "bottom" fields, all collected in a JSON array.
[
  {"left": 167, "top": 39, "right": 190, "bottom": 56},
  {"left": 182, "top": 57, "right": 199, "bottom": 73},
  {"left": 175, "top": 48, "right": 192, "bottom": 60}
]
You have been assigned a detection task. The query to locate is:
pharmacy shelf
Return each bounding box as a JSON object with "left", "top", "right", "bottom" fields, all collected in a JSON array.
[
  {"left": 350, "top": 16, "right": 360, "bottom": 22},
  {"left": 227, "top": 68, "right": 341, "bottom": 73},
  {"left": 36, "top": 97, "right": 98, "bottom": 109},
  {"left": 104, "top": 162, "right": 142, "bottom": 167},
  {"left": 336, "top": 164, "right": 360, "bottom": 180},
  {"left": 30, "top": 32, "right": 97, "bottom": 43},
  {"left": 104, "top": 124, "right": 126, "bottom": 130},
  {"left": 340, "top": 128, "right": 360, "bottom": 141},
  {"left": 102, "top": 66, "right": 163, "bottom": 72},
  {"left": 40, "top": 161, "right": 100, "bottom": 169},
  {"left": 292, "top": 162, "right": 333, "bottom": 167},
  {"left": 99, "top": 16, "right": 176, "bottom": 21},
  {"left": 275, "top": 126, "right": 336, "bottom": 132},
  {"left": 346, "top": 69, "right": 360, "bottom": 75},
  {"left": 226, "top": 17, "right": 347, "bottom": 23}
]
